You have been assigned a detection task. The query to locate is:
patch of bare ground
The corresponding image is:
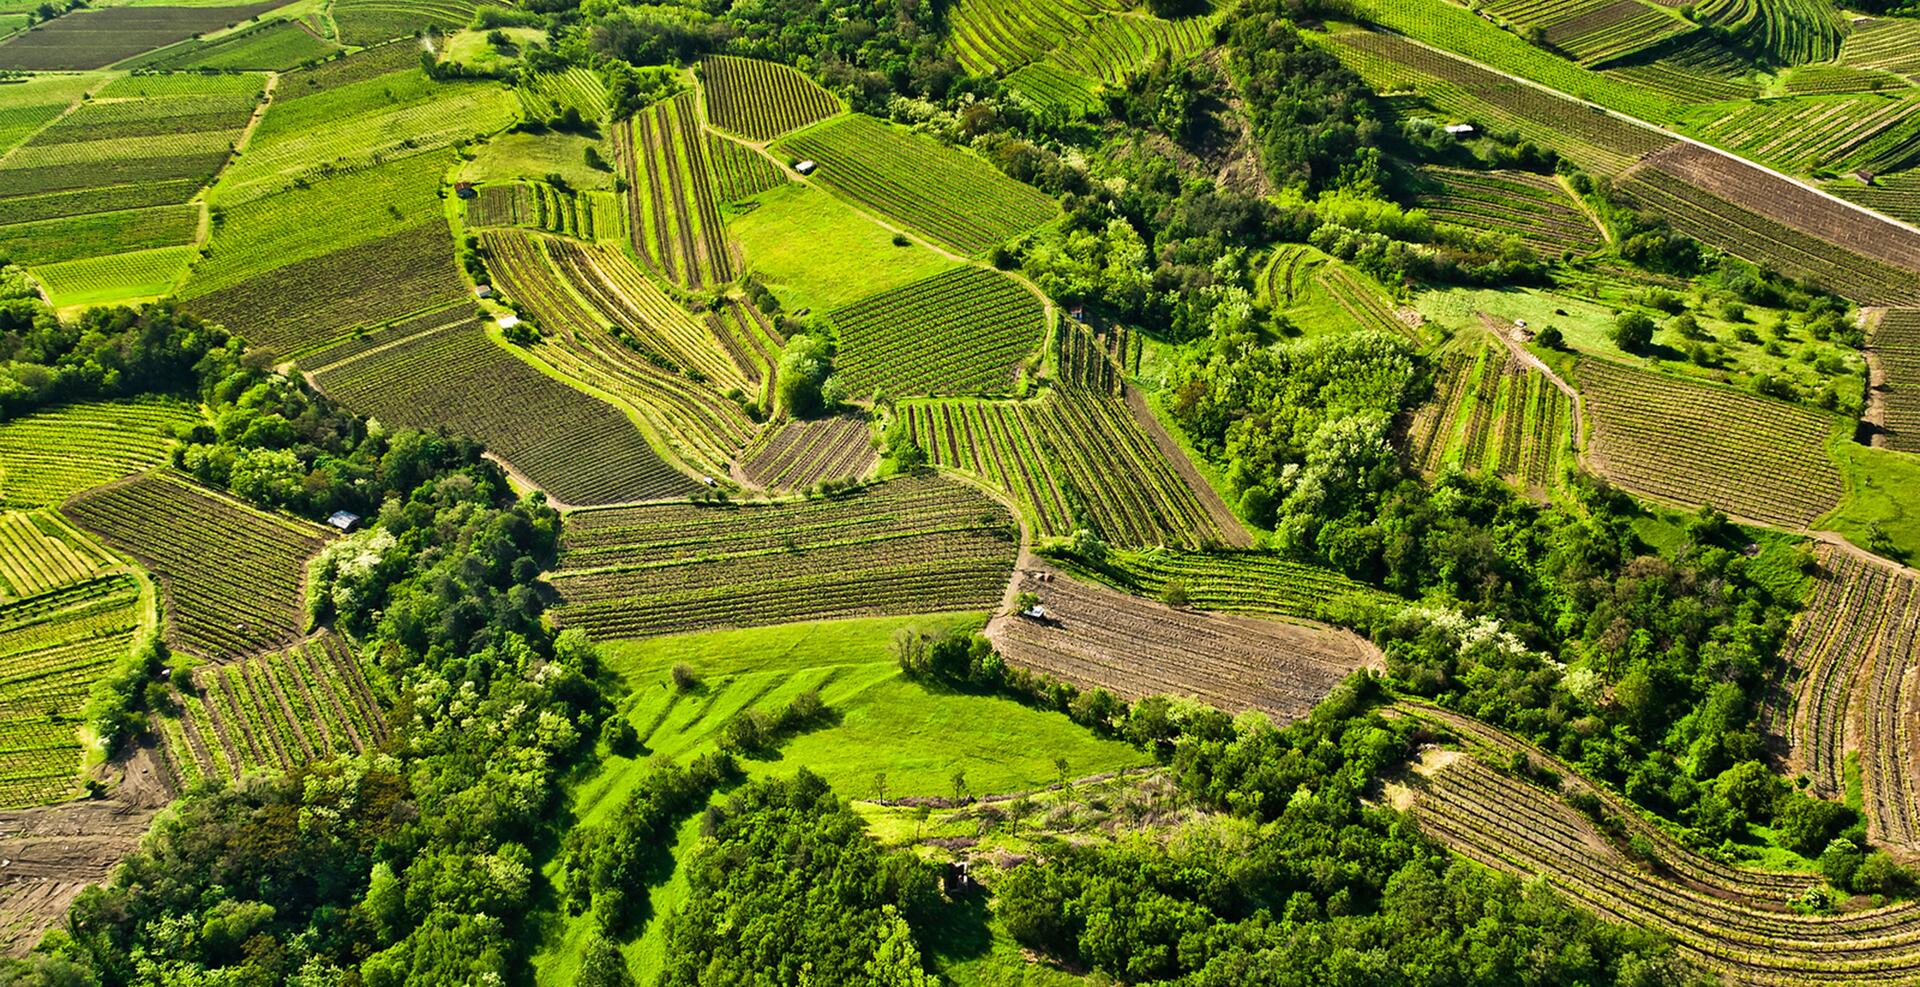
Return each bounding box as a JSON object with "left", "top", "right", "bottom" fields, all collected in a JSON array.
[{"left": 985, "top": 562, "right": 1381, "bottom": 723}]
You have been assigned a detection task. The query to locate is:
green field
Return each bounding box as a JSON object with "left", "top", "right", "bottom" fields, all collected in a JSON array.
[
  {"left": 829, "top": 266, "right": 1047, "bottom": 399},
  {"left": 730, "top": 183, "right": 956, "bottom": 312},
  {"left": 0, "top": 398, "right": 200, "bottom": 507}
]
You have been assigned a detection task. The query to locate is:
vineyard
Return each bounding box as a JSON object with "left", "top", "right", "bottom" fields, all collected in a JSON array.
[
  {"left": 465, "top": 181, "right": 618, "bottom": 241},
  {"left": 63, "top": 472, "right": 332, "bottom": 662},
  {"left": 1324, "top": 29, "right": 1676, "bottom": 175},
  {"left": 333, "top": 0, "right": 499, "bottom": 46},
  {"left": 1690, "top": 0, "right": 1849, "bottom": 66},
  {"left": 1619, "top": 143, "right": 1920, "bottom": 307},
  {"left": 1397, "top": 703, "right": 1920, "bottom": 986},
  {"left": 1047, "top": 547, "right": 1398, "bottom": 623},
  {"left": 828, "top": 267, "right": 1045, "bottom": 398},
  {"left": 947, "top": 0, "right": 1121, "bottom": 75},
  {"left": 615, "top": 92, "right": 735, "bottom": 288},
  {"left": 0, "top": 398, "right": 199, "bottom": 508},
  {"left": 516, "top": 67, "right": 608, "bottom": 121},
  {"left": 274, "top": 41, "right": 423, "bottom": 103},
  {"left": 1479, "top": 0, "right": 1689, "bottom": 66},
  {"left": 1403, "top": 337, "right": 1573, "bottom": 495},
  {"left": 479, "top": 230, "right": 758, "bottom": 475},
  {"left": 777, "top": 114, "right": 1059, "bottom": 256},
  {"left": 1577, "top": 358, "right": 1844, "bottom": 527},
  {"left": 706, "top": 133, "right": 786, "bottom": 203},
  {"left": 0, "top": 2, "right": 282, "bottom": 70},
  {"left": 0, "top": 510, "right": 115, "bottom": 600},
  {"left": 1416, "top": 168, "right": 1604, "bottom": 257},
  {"left": 1684, "top": 93, "right": 1920, "bottom": 176},
  {"left": 986, "top": 564, "right": 1382, "bottom": 723},
  {"left": 547, "top": 473, "right": 1018, "bottom": 639},
  {"left": 900, "top": 386, "right": 1235, "bottom": 549},
  {"left": 0, "top": 574, "right": 141, "bottom": 807},
  {"left": 1841, "top": 17, "right": 1920, "bottom": 79},
  {"left": 1761, "top": 546, "right": 1920, "bottom": 852},
  {"left": 126, "top": 18, "right": 340, "bottom": 72},
  {"left": 164, "top": 634, "right": 388, "bottom": 786},
  {"left": 1872, "top": 309, "right": 1920, "bottom": 453},
  {"left": 308, "top": 307, "right": 697, "bottom": 505},
  {"left": 699, "top": 55, "right": 841, "bottom": 141},
  {"left": 740, "top": 416, "right": 876, "bottom": 491}
]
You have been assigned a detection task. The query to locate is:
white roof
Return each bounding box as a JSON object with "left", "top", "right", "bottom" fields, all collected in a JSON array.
[{"left": 497, "top": 314, "right": 521, "bottom": 329}]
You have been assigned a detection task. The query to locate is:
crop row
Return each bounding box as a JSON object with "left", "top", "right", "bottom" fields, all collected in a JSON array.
[
  {"left": 517, "top": 67, "right": 607, "bottom": 121},
  {"left": 1418, "top": 167, "right": 1602, "bottom": 256},
  {"left": 1048, "top": 12, "right": 1216, "bottom": 86},
  {"left": 779, "top": 114, "right": 1058, "bottom": 256},
  {"left": 1842, "top": 17, "right": 1920, "bottom": 77},
  {"left": 0, "top": 205, "right": 197, "bottom": 267},
  {"left": 706, "top": 133, "right": 786, "bottom": 203},
  {"left": 1871, "top": 309, "right": 1920, "bottom": 454},
  {"left": 828, "top": 266, "right": 1046, "bottom": 398},
  {"left": 1056, "top": 318, "right": 1129, "bottom": 396},
  {"left": 705, "top": 297, "right": 782, "bottom": 392},
  {"left": 276, "top": 41, "right": 422, "bottom": 103},
  {"left": 699, "top": 55, "right": 840, "bottom": 142},
  {"left": 0, "top": 512, "right": 111, "bottom": 600},
  {"left": 480, "top": 229, "right": 754, "bottom": 474},
  {"left": 740, "top": 416, "right": 875, "bottom": 491},
  {"left": 170, "top": 634, "right": 386, "bottom": 784},
  {"left": 0, "top": 397, "right": 198, "bottom": 509},
  {"left": 542, "top": 236, "right": 749, "bottom": 389},
  {"left": 1510, "top": 0, "right": 1689, "bottom": 66},
  {"left": 313, "top": 311, "right": 694, "bottom": 506},
  {"left": 1005, "top": 63, "right": 1102, "bottom": 119},
  {"left": 332, "top": 0, "right": 493, "bottom": 46},
  {"left": 1601, "top": 60, "right": 1760, "bottom": 104},
  {"left": 0, "top": 574, "right": 140, "bottom": 808},
  {"left": 947, "top": 0, "right": 1120, "bottom": 75},
  {"left": 1405, "top": 342, "right": 1569, "bottom": 494},
  {"left": 467, "top": 182, "right": 599, "bottom": 240},
  {"left": 0, "top": 1, "right": 283, "bottom": 71},
  {"left": 64, "top": 473, "right": 331, "bottom": 662},
  {"left": 1690, "top": 94, "right": 1919, "bottom": 174},
  {"left": 1318, "top": 265, "right": 1417, "bottom": 340},
  {"left": 1692, "top": 0, "right": 1848, "bottom": 66},
  {"left": 1052, "top": 546, "right": 1395, "bottom": 622},
  {"left": 549, "top": 473, "right": 1016, "bottom": 637},
  {"left": 619, "top": 93, "right": 734, "bottom": 289},
  {"left": 1576, "top": 357, "right": 1844, "bottom": 527}
]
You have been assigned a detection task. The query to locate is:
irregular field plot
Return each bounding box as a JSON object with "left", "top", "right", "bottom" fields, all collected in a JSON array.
[
  {"left": 1576, "top": 357, "right": 1844, "bottom": 528},
  {"left": 30, "top": 246, "right": 196, "bottom": 308},
  {"left": 310, "top": 309, "right": 696, "bottom": 505},
  {"left": 0, "top": 574, "right": 140, "bottom": 807},
  {"left": 127, "top": 18, "right": 339, "bottom": 71},
  {"left": 0, "top": 397, "right": 199, "bottom": 508},
  {"left": 828, "top": 266, "right": 1045, "bottom": 398},
  {"left": 1416, "top": 167, "right": 1602, "bottom": 256},
  {"left": 1480, "top": 0, "right": 1688, "bottom": 65},
  {"left": 273, "top": 40, "right": 421, "bottom": 103},
  {"left": 740, "top": 415, "right": 875, "bottom": 492},
  {"left": 64, "top": 472, "right": 332, "bottom": 662},
  {"left": 946, "top": 0, "right": 1121, "bottom": 75},
  {"left": 0, "top": 510, "right": 116, "bottom": 600},
  {"left": 549, "top": 473, "right": 1018, "bottom": 639},
  {"left": 986, "top": 564, "right": 1380, "bottom": 723},
  {"left": 1875, "top": 309, "right": 1920, "bottom": 454},
  {"left": 1403, "top": 338, "right": 1572, "bottom": 493},
  {"left": 1052, "top": 547, "right": 1398, "bottom": 623},
  {"left": 0, "top": 2, "right": 283, "bottom": 70},
  {"left": 699, "top": 55, "right": 839, "bottom": 142},
  {"left": 615, "top": 92, "right": 734, "bottom": 288},
  {"left": 778, "top": 114, "right": 1058, "bottom": 256},
  {"left": 333, "top": 0, "right": 498, "bottom": 46},
  {"left": 167, "top": 633, "right": 388, "bottom": 786}
]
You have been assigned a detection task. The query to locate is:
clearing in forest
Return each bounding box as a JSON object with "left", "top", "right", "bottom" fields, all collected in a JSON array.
[
  {"left": 63, "top": 472, "right": 332, "bottom": 663},
  {"left": 986, "top": 564, "right": 1381, "bottom": 723},
  {"left": 548, "top": 473, "right": 1018, "bottom": 639},
  {"left": 1576, "top": 357, "right": 1845, "bottom": 527}
]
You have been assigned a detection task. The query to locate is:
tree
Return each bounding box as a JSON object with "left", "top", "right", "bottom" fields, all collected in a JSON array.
[
  {"left": 775, "top": 335, "right": 835, "bottom": 417},
  {"left": 1162, "top": 578, "right": 1190, "bottom": 608},
  {"left": 1612, "top": 311, "right": 1656, "bottom": 353},
  {"left": 578, "top": 933, "right": 636, "bottom": 987}
]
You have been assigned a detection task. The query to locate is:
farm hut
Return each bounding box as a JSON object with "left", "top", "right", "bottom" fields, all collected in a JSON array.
[
  {"left": 795, "top": 159, "right": 817, "bottom": 175},
  {"left": 474, "top": 285, "right": 494, "bottom": 299},
  {"left": 497, "top": 314, "right": 521, "bottom": 330},
  {"left": 327, "top": 510, "right": 361, "bottom": 532},
  {"left": 1021, "top": 604, "right": 1048, "bottom": 620},
  {"left": 943, "top": 861, "right": 979, "bottom": 896},
  {"left": 1444, "top": 124, "right": 1476, "bottom": 136},
  {"left": 454, "top": 181, "right": 477, "bottom": 199},
  {"left": 1068, "top": 304, "right": 1086, "bottom": 323}
]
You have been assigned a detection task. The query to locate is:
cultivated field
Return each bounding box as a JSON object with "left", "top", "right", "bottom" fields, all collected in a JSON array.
[
  {"left": 778, "top": 114, "right": 1059, "bottom": 256},
  {"left": 479, "top": 230, "right": 757, "bottom": 474},
  {"left": 1689, "top": 0, "right": 1849, "bottom": 66},
  {"left": 1050, "top": 547, "right": 1398, "bottom": 623},
  {"left": 739, "top": 416, "right": 875, "bottom": 491},
  {"left": 1479, "top": 0, "right": 1689, "bottom": 66},
  {"left": 0, "top": 2, "right": 282, "bottom": 70},
  {"left": 1404, "top": 338, "right": 1572, "bottom": 493},
  {"left": 549, "top": 473, "right": 1018, "bottom": 638},
  {"left": 1841, "top": 17, "right": 1920, "bottom": 79},
  {"left": 165, "top": 634, "right": 388, "bottom": 786},
  {"left": 333, "top": 0, "right": 498, "bottom": 46},
  {"left": 63, "top": 472, "right": 332, "bottom": 662},
  {"left": 1683, "top": 93, "right": 1920, "bottom": 176},
  {"left": 1417, "top": 168, "right": 1604, "bottom": 257},
  {"left": 127, "top": 18, "right": 340, "bottom": 71},
  {"left": 308, "top": 307, "right": 697, "bottom": 505},
  {"left": 706, "top": 133, "right": 786, "bottom": 203},
  {"left": 465, "top": 181, "right": 616, "bottom": 240},
  {"left": 1577, "top": 357, "right": 1845, "bottom": 527},
  {"left": 1873, "top": 309, "right": 1920, "bottom": 453},
  {"left": 615, "top": 92, "right": 735, "bottom": 288},
  {"left": 516, "top": 67, "right": 608, "bottom": 120},
  {"left": 0, "top": 398, "right": 199, "bottom": 508},
  {"left": 828, "top": 267, "right": 1046, "bottom": 398},
  {"left": 947, "top": 0, "right": 1123, "bottom": 75},
  {"left": 986, "top": 563, "right": 1381, "bottom": 722},
  {"left": 274, "top": 40, "right": 423, "bottom": 102},
  {"left": 699, "top": 55, "right": 840, "bottom": 141},
  {"left": 1398, "top": 704, "right": 1920, "bottom": 986}
]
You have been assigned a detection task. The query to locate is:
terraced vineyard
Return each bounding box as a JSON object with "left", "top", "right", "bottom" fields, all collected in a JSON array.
[
  {"left": 332, "top": 0, "right": 498, "bottom": 46},
  {"left": 1577, "top": 358, "right": 1844, "bottom": 528},
  {"left": 1685, "top": 93, "right": 1920, "bottom": 175},
  {"left": 947, "top": 0, "right": 1123, "bottom": 75},
  {"left": 165, "top": 635, "right": 388, "bottom": 786},
  {"left": 0, "top": 574, "right": 141, "bottom": 807},
  {"left": 1618, "top": 143, "right": 1920, "bottom": 307},
  {"left": 63, "top": 473, "right": 332, "bottom": 662},
  {"left": 778, "top": 114, "right": 1059, "bottom": 256},
  {"left": 548, "top": 473, "right": 1018, "bottom": 638},
  {"left": 308, "top": 306, "right": 697, "bottom": 505},
  {"left": 1416, "top": 168, "right": 1604, "bottom": 257},
  {"left": 1044, "top": 13, "right": 1217, "bottom": 86},
  {"left": 479, "top": 230, "right": 757, "bottom": 474},
  {"left": 828, "top": 267, "right": 1046, "bottom": 398},
  {"left": 465, "top": 181, "right": 617, "bottom": 241},
  {"left": 1049, "top": 547, "right": 1398, "bottom": 623},
  {"left": 615, "top": 92, "right": 735, "bottom": 288},
  {"left": 1480, "top": 0, "right": 1689, "bottom": 66},
  {"left": 987, "top": 564, "right": 1381, "bottom": 723},
  {"left": 1760, "top": 546, "right": 1920, "bottom": 852},
  {"left": 901, "top": 386, "right": 1232, "bottom": 548},
  {"left": 1871, "top": 309, "right": 1920, "bottom": 453},
  {"left": 0, "top": 398, "right": 200, "bottom": 508},
  {"left": 1404, "top": 338, "right": 1573, "bottom": 494},
  {"left": 1690, "top": 0, "right": 1849, "bottom": 66},
  {"left": 699, "top": 55, "right": 840, "bottom": 141},
  {"left": 1398, "top": 703, "right": 1920, "bottom": 986},
  {"left": 740, "top": 416, "right": 875, "bottom": 491}
]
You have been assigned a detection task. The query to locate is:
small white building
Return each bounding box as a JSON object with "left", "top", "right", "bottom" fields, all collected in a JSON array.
[
  {"left": 327, "top": 510, "right": 361, "bottom": 532},
  {"left": 795, "top": 159, "right": 818, "bottom": 175},
  {"left": 497, "top": 314, "right": 521, "bottom": 330},
  {"left": 1445, "top": 124, "right": 1476, "bottom": 136}
]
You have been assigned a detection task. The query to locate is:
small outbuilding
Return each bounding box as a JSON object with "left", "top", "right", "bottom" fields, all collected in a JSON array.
[
  {"left": 1020, "top": 604, "right": 1049, "bottom": 620},
  {"left": 497, "top": 314, "right": 521, "bottom": 330},
  {"left": 327, "top": 511, "right": 361, "bottom": 532},
  {"left": 474, "top": 284, "right": 494, "bottom": 299},
  {"left": 454, "top": 181, "right": 477, "bottom": 200},
  {"left": 1444, "top": 123, "right": 1476, "bottom": 136},
  {"left": 794, "top": 159, "right": 817, "bottom": 175}
]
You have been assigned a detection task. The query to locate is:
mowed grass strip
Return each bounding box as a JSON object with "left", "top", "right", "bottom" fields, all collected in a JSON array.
[
  {"left": 778, "top": 114, "right": 1058, "bottom": 256},
  {"left": 828, "top": 266, "right": 1045, "bottom": 398},
  {"left": 549, "top": 472, "right": 1018, "bottom": 638},
  {"left": 64, "top": 471, "right": 333, "bottom": 662},
  {"left": 1576, "top": 357, "right": 1845, "bottom": 527}
]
